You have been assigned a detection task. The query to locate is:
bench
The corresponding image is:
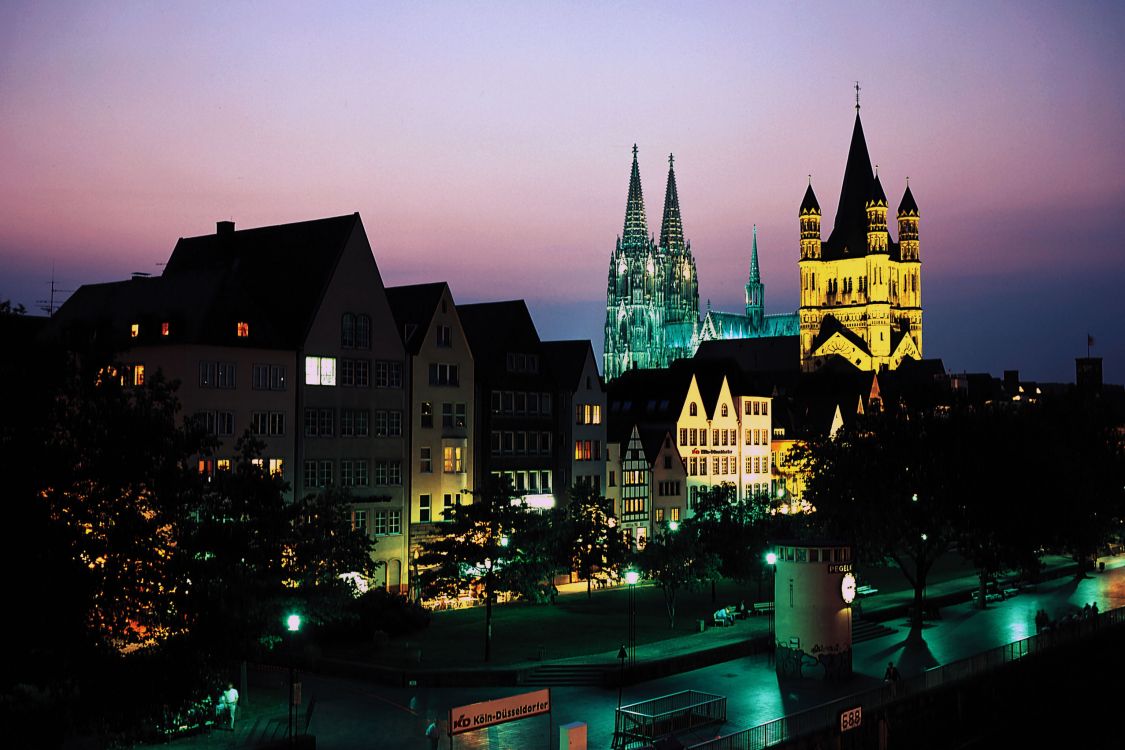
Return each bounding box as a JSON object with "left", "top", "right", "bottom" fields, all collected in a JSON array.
[
  {"left": 752, "top": 602, "right": 773, "bottom": 614},
  {"left": 856, "top": 585, "right": 878, "bottom": 597}
]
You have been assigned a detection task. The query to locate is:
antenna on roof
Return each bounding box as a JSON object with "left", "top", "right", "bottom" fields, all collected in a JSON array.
[{"left": 36, "top": 266, "right": 73, "bottom": 317}]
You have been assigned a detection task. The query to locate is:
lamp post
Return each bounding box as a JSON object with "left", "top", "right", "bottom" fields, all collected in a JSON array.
[
  {"left": 765, "top": 552, "right": 777, "bottom": 667},
  {"left": 616, "top": 644, "right": 627, "bottom": 711},
  {"left": 285, "top": 613, "right": 302, "bottom": 743},
  {"left": 624, "top": 569, "right": 639, "bottom": 666}
]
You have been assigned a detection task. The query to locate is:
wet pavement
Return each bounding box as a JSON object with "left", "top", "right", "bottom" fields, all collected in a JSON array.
[{"left": 148, "top": 554, "right": 1125, "bottom": 749}]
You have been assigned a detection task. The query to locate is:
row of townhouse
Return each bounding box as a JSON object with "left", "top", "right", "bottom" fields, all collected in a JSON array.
[
  {"left": 50, "top": 215, "right": 606, "bottom": 595},
  {"left": 604, "top": 360, "right": 774, "bottom": 546}
]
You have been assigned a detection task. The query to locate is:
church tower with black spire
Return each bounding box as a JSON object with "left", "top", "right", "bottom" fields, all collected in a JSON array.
[{"left": 798, "top": 89, "right": 923, "bottom": 372}]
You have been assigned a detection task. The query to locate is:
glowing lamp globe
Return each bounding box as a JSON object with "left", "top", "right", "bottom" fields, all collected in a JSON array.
[
  {"left": 624, "top": 570, "right": 640, "bottom": 586},
  {"left": 766, "top": 552, "right": 777, "bottom": 566},
  {"left": 286, "top": 614, "right": 302, "bottom": 632}
]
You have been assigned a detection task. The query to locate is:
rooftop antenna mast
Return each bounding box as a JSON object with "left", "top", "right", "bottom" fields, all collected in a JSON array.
[{"left": 37, "top": 266, "right": 73, "bottom": 316}]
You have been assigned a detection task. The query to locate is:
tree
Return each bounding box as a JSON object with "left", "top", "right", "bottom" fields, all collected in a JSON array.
[
  {"left": 563, "top": 482, "right": 629, "bottom": 597},
  {"left": 40, "top": 364, "right": 205, "bottom": 652},
  {"left": 691, "top": 482, "right": 777, "bottom": 601},
  {"left": 797, "top": 408, "right": 958, "bottom": 637},
  {"left": 637, "top": 520, "right": 719, "bottom": 629},
  {"left": 416, "top": 475, "right": 532, "bottom": 661}
]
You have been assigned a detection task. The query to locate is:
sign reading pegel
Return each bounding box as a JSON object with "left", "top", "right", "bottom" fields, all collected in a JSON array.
[{"left": 450, "top": 689, "right": 551, "bottom": 735}]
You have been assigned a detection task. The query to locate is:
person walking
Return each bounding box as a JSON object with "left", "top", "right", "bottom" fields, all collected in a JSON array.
[
  {"left": 221, "top": 682, "right": 239, "bottom": 730},
  {"left": 883, "top": 661, "right": 901, "bottom": 697},
  {"left": 425, "top": 718, "right": 440, "bottom": 750}
]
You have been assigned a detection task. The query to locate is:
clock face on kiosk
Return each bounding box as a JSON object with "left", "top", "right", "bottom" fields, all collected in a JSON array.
[{"left": 841, "top": 573, "right": 857, "bottom": 604}]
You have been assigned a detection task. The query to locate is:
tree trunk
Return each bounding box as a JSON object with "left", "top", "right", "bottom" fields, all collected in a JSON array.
[
  {"left": 909, "top": 579, "right": 926, "bottom": 637},
  {"left": 587, "top": 575, "right": 592, "bottom": 599}
]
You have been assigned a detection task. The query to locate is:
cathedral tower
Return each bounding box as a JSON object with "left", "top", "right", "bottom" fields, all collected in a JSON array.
[
  {"left": 798, "top": 95, "right": 923, "bottom": 372},
  {"left": 604, "top": 148, "right": 700, "bottom": 380}
]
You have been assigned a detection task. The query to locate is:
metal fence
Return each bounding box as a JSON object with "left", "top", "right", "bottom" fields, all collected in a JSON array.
[
  {"left": 613, "top": 690, "right": 727, "bottom": 749},
  {"left": 687, "top": 604, "right": 1125, "bottom": 750}
]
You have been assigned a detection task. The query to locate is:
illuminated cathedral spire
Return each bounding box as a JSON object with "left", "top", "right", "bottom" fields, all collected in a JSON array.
[
  {"left": 745, "top": 224, "right": 764, "bottom": 329},
  {"left": 659, "top": 153, "right": 685, "bottom": 253},
  {"left": 622, "top": 144, "right": 649, "bottom": 248}
]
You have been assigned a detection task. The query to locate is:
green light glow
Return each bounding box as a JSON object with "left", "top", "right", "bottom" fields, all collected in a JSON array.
[
  {"left": 766, "top": 552, "right": 777, "bottom": 566},
  {"left": 286, "top": 614, "right": 302, "bottom": 632},
  {"left": 625, "top": 570, "right": 640, "bottom": 585}
]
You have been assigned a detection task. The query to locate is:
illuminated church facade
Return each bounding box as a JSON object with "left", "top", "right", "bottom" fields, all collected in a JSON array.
[{"left": 798, "top": 104, "right": 923, "bottom": 372}]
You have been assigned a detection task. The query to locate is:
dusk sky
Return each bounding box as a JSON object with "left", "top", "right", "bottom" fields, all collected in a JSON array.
[{"left": 2, "top": 1, "right": 1123, "bottom": 383}]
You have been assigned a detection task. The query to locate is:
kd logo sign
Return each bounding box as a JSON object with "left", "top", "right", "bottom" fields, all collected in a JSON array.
[{"left": 452, "top": 714, "right": 472, "bottom": 730}]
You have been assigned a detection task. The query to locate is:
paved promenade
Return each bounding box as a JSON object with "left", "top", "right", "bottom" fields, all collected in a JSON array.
[{"left": 148, "top": 553, "right": 1123, "bottom": 749}]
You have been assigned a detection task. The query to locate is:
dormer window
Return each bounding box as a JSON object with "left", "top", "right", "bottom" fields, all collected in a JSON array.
[
  {"left": 130, "top": 323, "right": 139, "bottom": 338},
  {"left": 161, "top": 322, "right": 170, "bottom": 336},
  {"left": 237, "top": 321, "right": 249, "bottom": 338}
]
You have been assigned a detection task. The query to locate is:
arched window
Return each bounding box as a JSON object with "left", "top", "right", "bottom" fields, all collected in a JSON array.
[
  {"left": 341, "top": 313, "right": 355, "bottom": 348},
  {"left": 721, "top": 404, "right": 728, "bottom": 417},
  {"left": 689, "top": 402, "right": 698, "bottom": 417}
]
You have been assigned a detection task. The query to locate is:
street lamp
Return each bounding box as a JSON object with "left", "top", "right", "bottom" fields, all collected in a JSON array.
[
  {"left": 285, "top": 613, "right": 302, "bottom": 743},
  {"left": 624, "top": 570, "right": 639, "bottom": 666},
  {"left": 668, "top": 520, "right": 679, "bottom": 532},
  {"left": 765, "top": 552, "right": 777, "bottom": 667}
]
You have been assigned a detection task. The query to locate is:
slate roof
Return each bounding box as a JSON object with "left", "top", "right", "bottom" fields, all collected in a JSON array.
[
  {"left": 695, "top": 336, "right": 801, "bottom": 374},
  {"left": 385, "top": 282, "right": 447, "bottom": 355},
  {"left": 457, "top": 300, "right": 541, "bottom": 368},
  {"left": 542, "top": 340, "right": 596, "bottom": 392},
  {"left": 822, "top": 114, "right": 901, "bottom": 262},
  {"left": 163, "top": 213, "right": 362, "bottom": 348}
]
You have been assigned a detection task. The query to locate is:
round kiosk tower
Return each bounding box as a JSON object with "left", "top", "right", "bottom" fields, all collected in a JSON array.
[{"left": 770, "top": 539, "right": 854, "bottom": 680}]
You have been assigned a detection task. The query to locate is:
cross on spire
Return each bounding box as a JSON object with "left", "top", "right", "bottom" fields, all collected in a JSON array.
[
  {"left": 854, "top": 81, "right": 861, "bottom": 112},
  {"left": 632, "top": 143, "right": 638, "bottom": 158}
]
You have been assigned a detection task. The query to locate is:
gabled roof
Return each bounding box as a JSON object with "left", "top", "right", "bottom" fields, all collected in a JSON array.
[
  {"left": 163, "top": 214, "right": 362, "bottom": 348},
  {"left": 457, "top": 300, "right": 541, "bottom": 365},
  {"left": 542, "top": 340, "right": 597, "bottom": 392},
  {"left": 385, "top": 282, "right": 448, "bottom": 354},
  {"left": 811, "top": 314, "right": 872, "bottom": 355}
]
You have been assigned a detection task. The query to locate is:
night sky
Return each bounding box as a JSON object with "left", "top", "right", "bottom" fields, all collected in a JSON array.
[{"left": 2, "top": 2, "right": 1123, "bottom": 383}]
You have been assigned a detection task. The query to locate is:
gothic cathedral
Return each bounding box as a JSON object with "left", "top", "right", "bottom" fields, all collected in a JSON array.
[
  {"left": 798, "top": 102, "right": 923, "bottom": 372},
  {"left": 603, "top": 148, "right": 700, "bottom": 381}
]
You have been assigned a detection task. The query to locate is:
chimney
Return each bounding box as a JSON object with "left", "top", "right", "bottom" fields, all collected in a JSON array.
[{"left": 217, "top": 220, "right": 235, "bottom": 235}]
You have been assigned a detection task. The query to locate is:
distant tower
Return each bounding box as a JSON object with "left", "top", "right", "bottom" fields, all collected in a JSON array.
[
  {"left": 745, "top": 225, "right": 764, "bottom": 330},
  {"left": 659, "top": 153, "right": 699, "bottom": 361}
]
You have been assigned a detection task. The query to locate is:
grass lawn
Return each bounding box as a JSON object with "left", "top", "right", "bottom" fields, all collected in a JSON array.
[{"left": 331, "top": 577, "right": 771, "bottom": 668}]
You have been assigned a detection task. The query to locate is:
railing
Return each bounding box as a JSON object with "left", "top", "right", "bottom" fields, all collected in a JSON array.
[
  {"left": 613, "top": 690, "right": 727, "bottom": 749},
  {"left": 688, "top": 605, "right": 1125, "bottom": 750}
]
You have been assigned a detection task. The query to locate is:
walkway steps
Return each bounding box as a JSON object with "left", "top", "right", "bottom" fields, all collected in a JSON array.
[
  {"left": 852, "top": 616, "right": 896, "bottom": 644},
  {"left": 521, "top": 663, "right": 609, "bottom": 686}
]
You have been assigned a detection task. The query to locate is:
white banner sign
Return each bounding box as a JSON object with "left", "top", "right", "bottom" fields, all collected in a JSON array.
[{"left": 450, "top": 689, "right": 551, "bottom": 735}]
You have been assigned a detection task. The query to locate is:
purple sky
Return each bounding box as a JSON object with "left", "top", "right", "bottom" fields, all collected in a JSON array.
[{"left": 2, "top": 1, "right": 1123, "bottom": 383}]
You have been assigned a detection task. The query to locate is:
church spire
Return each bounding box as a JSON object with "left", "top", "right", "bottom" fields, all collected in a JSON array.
[
  {"left": 659, "top": 153, "right": 685, "bottom": 252},
  {"left": 748, "top": 224, "right": 761, "bottom": 284},
  {"left": 622, "top": 144, "right": 649, "bottom": 249},
  {"left": 745, "top": 224, "right": 764, "bottom": 329}
]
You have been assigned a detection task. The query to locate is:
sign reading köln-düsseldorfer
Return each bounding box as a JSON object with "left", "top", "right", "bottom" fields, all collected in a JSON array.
[{"left": 450, "top": 689, "right": 551, "bottom": 735}]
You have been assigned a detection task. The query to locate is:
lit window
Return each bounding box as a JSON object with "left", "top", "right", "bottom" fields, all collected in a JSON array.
[
  {"left": 132, "top": 364, "right": 145, "bottom": 386},
  {"left": 269, "top": 458, "right": 284, "bottom": 476},
  {"left": 443, "top": 446, "right": 463, "bottom": 473},
  {"left": 161, "top": 322, "right": 170, "bottom": 336},
  {"left": 217, "top": 459, "right": 231, "bottom": 472},
  {"left": 305, "top": 356, "right": 337, "bottom": 386},
  {"left": 237, "top": 321, "right": 249, "bottom": 337},
  {"left": 130, "top": 323, "right": 139, "bottom": 338}
]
